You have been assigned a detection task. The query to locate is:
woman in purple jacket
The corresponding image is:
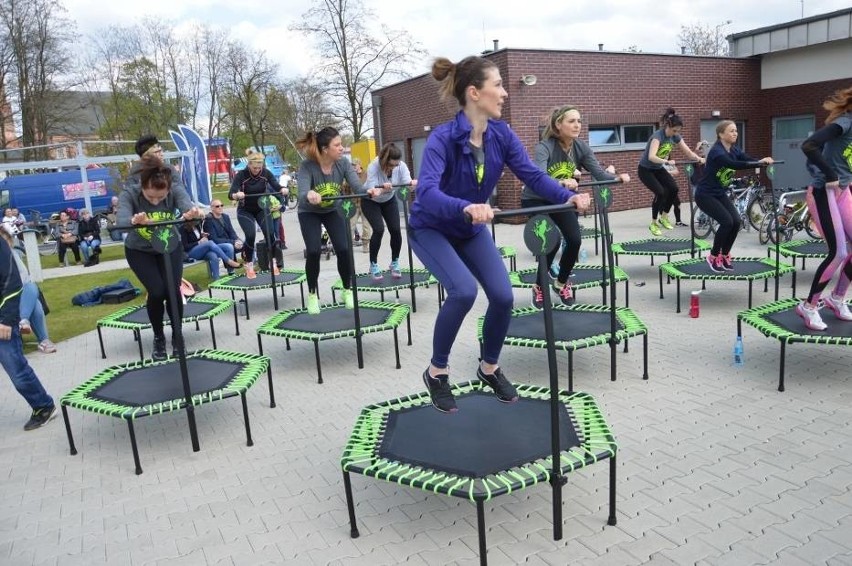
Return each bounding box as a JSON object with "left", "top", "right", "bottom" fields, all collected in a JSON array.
[{"left": 409, "top": 55, "right": 590, "bottom": 413}]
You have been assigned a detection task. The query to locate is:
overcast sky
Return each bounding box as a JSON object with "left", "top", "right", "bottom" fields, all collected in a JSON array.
[{"left": 63, "top": 0, "right": 850, "bottom": 78}]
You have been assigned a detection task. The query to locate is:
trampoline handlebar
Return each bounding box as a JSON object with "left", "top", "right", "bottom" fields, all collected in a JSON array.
[
  {"left": 679, "top": 160, "right": 785, "bottom": 167},
  {"left": 493, "top": 202, "right": 577, "bottom": 220},
  {"left": 113, "top": 217, "right": 198, "bottom": 232}
]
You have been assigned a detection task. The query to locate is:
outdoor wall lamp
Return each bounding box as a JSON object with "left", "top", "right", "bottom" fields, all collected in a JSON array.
[
  {"left": 711, "top": 110, "right": 722, "bottom": 117},
  {"left": 520, "top": 74, "right": 537, "bottom": 86}
]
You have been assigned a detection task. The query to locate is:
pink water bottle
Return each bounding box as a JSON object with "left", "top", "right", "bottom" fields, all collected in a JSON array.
[{"left": 689, "top": 291, "right": 700, "bottom": 318}]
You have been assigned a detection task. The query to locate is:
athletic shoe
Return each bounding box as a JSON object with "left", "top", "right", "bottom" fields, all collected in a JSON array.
[
  {"left": 152, "top": 336, "right": 167, "bottom": 361},
  {"left": 23, "top": 405, "right": 56, "bottom": 431},
  {"left": 658, "top": 213, "right": 674, "bottom": 230},
  {"left": 720, "top": 254, "right": 734, "bottom": 271},
  {"left": 824, "top": 294, "right": 852, "bottom": 321},
  {"left": 649, "top": 221, "right": 662, "bottom": 236},
  {"left": 171, "top": 336, "right": 185, "bottom": 358},
  {"left": 795, "top": 302, "right": 827, "bottom": 331},
  {"left": 548, "top": 262, "right": 559, "bottom": 280},
  {"left": 422, "top": 368, "right": 457, "bottom": 413},
  {"left": 531, "top": 284, "right": 544, "bottom": 309},
  {"left": 306, "top": 292, "right": 320, "bottom": 315},
  {"left": 477, "top": 366, "right": 519, "bottom": 403},
  {"left": 245, "top": 263, "right": 257, "bottom": 280},
  {"left": 369, "top": 262, "right": 383, "bottom": 281},
  {"left": 554, "top": 281, "right": 575, "bottom": 306},
  {"left": 389, "top": 259, "right": 402, "bottom": 279},
  {"left": 37, "top": 340, "right": 57, "bottom": 354},
  {"left": 706, "top": 254, "right": 725, "bottom": 273},
  {"left": 342, "top": 288, "right": 354, "bottom": 309},
  {"left": 19, "top": 319, "right": 32, "bottom": 335},
  {"left": 675, "top": 221, "right": 688, "bottom": 227}
]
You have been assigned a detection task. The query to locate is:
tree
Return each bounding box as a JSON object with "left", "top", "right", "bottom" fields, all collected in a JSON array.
[
  {"left": 292, "top": 0, "right": 424, "bottom": 141},
  {"left": 221, "top": 42, "right": 278, "bottom": 151},
  {"left": 678, "top": 22, "right": 730, "bottom": 56}
]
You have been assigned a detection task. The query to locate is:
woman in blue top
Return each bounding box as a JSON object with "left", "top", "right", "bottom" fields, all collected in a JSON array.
[
  {"left": 694, "top": 120, "right": 773, "bottom": 273},
  {"left": 638, "top": 108, "right": 704, "bottom": 236},
  {"left": 796, "top": 86, "right": 852, "bottom": 331},
  {"left": 410, "top": 55, "right": 590, "bottom": 413}
]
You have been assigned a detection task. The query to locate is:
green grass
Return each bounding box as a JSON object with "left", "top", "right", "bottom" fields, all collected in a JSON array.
[{"left": 24, "top": 259, "right": 212, "bottom": 354}]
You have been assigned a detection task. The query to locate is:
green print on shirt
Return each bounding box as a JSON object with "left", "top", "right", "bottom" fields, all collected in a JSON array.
[
  {"left": 716, "top": 167, "right": 735, "bottom": 187},
  {"left": 533, "top": 218, "right": 552, "bottom": 254},
  {"left": 475, "top": 163, "right": 484, "bottom": 184},
  {"left": 547, "top": 161, "right": 576, "bottom": 180},
  {"left": 843, "top": 143, "right": 852, "bottom": 173},
  {"left": 315, "top": 182, "right": 340, "bottom": 208},
  {"left": 138, "top": 211, "right": 175, "bottom": 241},
  {"left": 656, "top": 142, "right": 674, "bottom": 159}
]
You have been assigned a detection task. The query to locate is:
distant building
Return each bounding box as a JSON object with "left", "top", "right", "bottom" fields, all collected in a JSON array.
[
  {"left": 42, "top": 91, "right": 111, "bottom": 159},
  {"left": 372, "top": 8, "right": 852, "bottom": 212}
]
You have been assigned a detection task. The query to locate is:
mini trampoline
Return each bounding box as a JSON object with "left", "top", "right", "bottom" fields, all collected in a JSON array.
[
  {"left": 738, "top": 298, "right": 852, "bottom": 391},
  {"left": 509, "top": 263, "right": 630, "bottom": 307},
  {"left": 208, "top": 268, "right": 306, "bottom": 320},
  {"left": 60, "top": 349, "right": 273, "bottom": 474},
  {"left": 330, "top": 267, "right": 440, "bottom": 310},
  {"left": 497, "top": 245, "right": 517, "bottom": 271},
  {"left": 257, "top": 301, "right": 411, "bottom": 384},
  {"left": 611, "top": 237, "right": 710, "bottom": 266},
  {"left": 768, "top": 238, "right": 828, "bottom": 271},
  {"left": 341, "top": 380, "right": 617, "bottom": 565},
  {"left": 659, "top": 256, "right": 796, "bottom": 313},
  {"left": 96, "top": 296, "right": 237, "bottom": 360}
]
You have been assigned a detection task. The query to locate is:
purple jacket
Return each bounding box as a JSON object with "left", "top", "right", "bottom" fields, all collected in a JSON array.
[{"left": 409, "top": 111, "right": 573, "bottom": 239}]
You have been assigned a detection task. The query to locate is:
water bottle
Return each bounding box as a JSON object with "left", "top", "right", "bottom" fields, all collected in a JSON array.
[
  {"left": 733, "top": 336, "right": 744, "bottom": 367},
  {"left": 579, "top": 248, "right": 588, "bottom": 264},
  {"left": 238, "top": 299, "right": 247, "bottom": 317},
  {"left": 689, "top": 291, "right": 700, "bottom": 318}
]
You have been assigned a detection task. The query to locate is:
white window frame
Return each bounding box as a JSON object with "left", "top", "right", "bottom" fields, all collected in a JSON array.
[{"left": 589, "top": 124, "right": 655, "bottom": 152}]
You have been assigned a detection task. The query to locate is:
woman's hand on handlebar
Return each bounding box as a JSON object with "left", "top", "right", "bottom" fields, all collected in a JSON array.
[
  {"left": 367, "top": 187, "right": 383, "bottom": 198},
  {"left": 307, "top": 190, "right": 322, "bottom": 205},
  {"left": 182, "top": 207, "right": 203, "bottom": 221},
  {"left": 568, "top": 193, "right": 591, "bottom": 213},
  {"left": 759, "top": 157, "right": 775, "bottom": 165},
  {"left": 463, "top": 203, "right": 495, "bottom": 224},
  {"left": 232, "top": 191, "right": 245, "bottom": 200}
]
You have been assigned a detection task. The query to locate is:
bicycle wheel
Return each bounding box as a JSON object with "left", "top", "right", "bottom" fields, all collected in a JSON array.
[
  {"left": 746, "top": 195, "right": 768, "bottom": 231},
  {"left": 804, "top": 212, "right": 822, "bottom": 239},
  {"left": 758, "top": 214, "right": 771, "bottom": 245},
  {"left": 691, "top": 205, "right": 716, "bottom": 239}
]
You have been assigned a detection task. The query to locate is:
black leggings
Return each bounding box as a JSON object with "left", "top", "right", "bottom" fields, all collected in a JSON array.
[
  {"left": 695, "top": 192, "right": 740, "bottom": 256},
  {"left": 125, "top": 246, "right": 184, "bottom": 339},
  {"left": 298, "top": 211, "right": 351, "bottom": 293},
  {"left": 521, "top": 198, "right": 581, "bottom": 286},
  {"left": 638, "top": 165, "right": 679, "bottom": 220},
  {"left": 236, "top": 207, "right": 278, "bottom": 264},
  {"left": 361, "top": 197, "right": 402, "bottom": 264}
]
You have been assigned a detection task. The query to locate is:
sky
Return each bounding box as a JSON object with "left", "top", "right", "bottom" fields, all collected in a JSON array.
[{"left": 62, "top": 0, "right": 850, "bottom": 79}]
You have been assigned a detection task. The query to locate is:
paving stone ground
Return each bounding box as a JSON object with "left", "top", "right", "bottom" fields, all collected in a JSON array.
[{"left": 1, "top": 204, "right": 850, "bottom": 565}]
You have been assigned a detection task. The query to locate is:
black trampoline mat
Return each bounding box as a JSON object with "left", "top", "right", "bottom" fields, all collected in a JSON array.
[
  {"left": 517, "top": 269, "right": 615, "bottom": 286},
  {"left": 619, "top": 240, "right": 697, "bottom": 253},
  {"left": 91, "top": 358, "right": 242, "bottom": 406},
  {"left": 765, "top": 308, "right": 852, "bottom": 339},
  {"left": 225, "top": 272, "right": 302, "bottom": 287},
  {"left": 379, "top": 391, "right": 579, "bottom": 478},
  {"left": 352, "top": 270, "right": 432, "bottom": 289},
  {"left": 278, "top": 306, "right": 394, "bottom": 333},
  {"left": 675, "top": 260, "right": 779, "bottom": 277},
  {"left": 508, "top": 309, "right": 621, "bottom": 342},
  {"left": 780, "top": 241, "right": 828, "bottom": 256},
  {"left": 119, "top": 302, "right": 217, "bottom": 325}
]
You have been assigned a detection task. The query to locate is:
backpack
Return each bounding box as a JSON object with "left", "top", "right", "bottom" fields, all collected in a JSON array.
[{"left": 71, "top": 278, "right": 139, "bottom": 307}]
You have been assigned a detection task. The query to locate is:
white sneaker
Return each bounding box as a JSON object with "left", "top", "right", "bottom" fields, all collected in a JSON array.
[
  {"left": 824, "top": 294, "right": 852, "bottom": 321},
  {"left": 795, "top": 302, "right": 827, "bottom": 331}
]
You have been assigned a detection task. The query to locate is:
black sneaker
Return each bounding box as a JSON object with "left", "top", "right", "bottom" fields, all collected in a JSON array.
[
  {"left": 422, "top": 368, "right": 458, "bottom": 413},
  {"left": 171, "top": 336, "right": 185, "bottom": 358},
  {"left": 24, "top": 405, "right": 56, "bottom": 431},
  {"left": 531, "top": 284, "right": 544, "bottom": 309},
  {"left": 477, "top": 366, "right": 519, "bottom": 403},
  {"left": 152, "top": 336, "right": 167, "bottom": 361}
]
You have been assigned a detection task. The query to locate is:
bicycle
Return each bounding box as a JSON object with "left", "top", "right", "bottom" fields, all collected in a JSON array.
[
  {"left": 691, "top": 175, "right": 768, "bottom": 239},
  {"left": 758, "top": 188, "right": 821, "bottom": 245}
]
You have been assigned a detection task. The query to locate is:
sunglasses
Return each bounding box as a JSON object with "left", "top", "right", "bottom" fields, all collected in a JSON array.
[{"left": 212, "top": 204, "right": 223, "bottom": 208}]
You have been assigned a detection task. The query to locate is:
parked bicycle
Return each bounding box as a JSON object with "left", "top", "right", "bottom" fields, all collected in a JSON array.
[
  {"left": 758, "top": 188, "right": 821, "bottom": 244},
  {"left": 691, "top": 175, "right": 769, "bottom": 239}
]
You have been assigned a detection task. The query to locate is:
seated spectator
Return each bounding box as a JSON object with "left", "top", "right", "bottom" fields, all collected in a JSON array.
[
  {"left": 54, "top": 211, "right": 81, "bottom": 266},
  {"left": 0, "top": 230, "right": 56, "bottom": 353},
  {"left": 106, "top": 195, "right": 122, "bottom": 241},
  {"left": 202, "top": 199, "right": 243, "bottom": 263},
  {"left": 2, "top": 208, "right": 19, "bottom": 236},
  {"left": 77, "top": 209, "right": 102, "bottom": 267},
  {"left": 180, "top": 220, "right": 241, "bottom": 279}
]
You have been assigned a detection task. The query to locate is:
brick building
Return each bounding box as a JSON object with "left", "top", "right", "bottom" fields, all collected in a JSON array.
[{"left": 372, "top": 8, "right": 852, "bottom": 214}]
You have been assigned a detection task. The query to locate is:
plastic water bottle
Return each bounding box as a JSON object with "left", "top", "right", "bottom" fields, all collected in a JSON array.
[
  {"left": 579, "top": 248, "right": 588, "bottom": 264},
  {"left": 733, "top": 336, "right": 744, "bottom": 367},
  {"left": 238, "top": 299, "right": 247, "bottom": 317}
]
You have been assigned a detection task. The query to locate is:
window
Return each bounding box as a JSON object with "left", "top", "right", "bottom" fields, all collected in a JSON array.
[{"left": 589, "top": 124, "right": 654, "bottom": 151}]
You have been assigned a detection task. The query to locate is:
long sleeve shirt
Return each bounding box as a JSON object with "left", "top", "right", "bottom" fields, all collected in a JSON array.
[
  {"left": 802, "top": 113, "right": 852, "bottom": 189},
  {"left": 364, "top": 158, "right": 413, "bottom": 204},
  {"left": 522, "top": 137, "right": 616, "bottom": 202},
  {"left": 229, "top": 168, "right": 283, "bottom": 214},
  {"left": 694, "top": 141, "right": 758, "bottom": 197},
  {"left": 409, "top": 110, "right": 573, "bottom": 239},
  {"left": 0, "top": 238, "right": 23, "bottom": 327},
  {"left": 296, "top": 159, "right": 365, "bottom": 214}
]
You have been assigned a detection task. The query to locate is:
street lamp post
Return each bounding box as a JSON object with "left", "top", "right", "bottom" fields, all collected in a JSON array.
[{"left": 715, "top": 20, "right": 732, "bottom": 55}]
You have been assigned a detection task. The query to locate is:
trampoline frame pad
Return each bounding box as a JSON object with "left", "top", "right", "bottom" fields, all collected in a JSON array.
[
  {"left": 257, "top": 301, "right": 410, "bottom": 341},
  {"left": 97, "top": 296, "right": 233, "bottom": 330}
]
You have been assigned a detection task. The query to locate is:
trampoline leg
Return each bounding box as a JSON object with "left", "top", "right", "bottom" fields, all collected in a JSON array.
[
  {"left": 658, "top": 268, "right": 664, "bottom": 299},
  {"left": 233, "top": 302, "right": 240, "bottom": 336},
  {"left": 608, "top": 456, "right": 617, "bottom": 526},
  {"left": 244, "top": 291, "right": 251, "bottom": 320},
  {"left": 97, "top": 326, "right": 106, "bottom": 359},
  {"left": 568, "top": 350, "right": 574, "bottom": 393},
  {"left": 675, "top": 279, "right": 682, "bottom": 313},
  {"left": 332, "top": 289, "right": 337, "bottom": 303},
  {"left": 286, "top": 338, "right": 291, "bottom": 351},
  {"left": 195, "top": 319, "right": 200, "bottom": 332},
  {"left": 61, "top": 405, "right": 77, "bottom": 456},
  {"left": 625, "top": 281, "right": 629, "bottom": 308},
  {"left": 314, "top": 341, "right": 323, "bottom": 384},
  {"left": 209, "top": 319, "right": 217, "bottom": 350},
  {"left": 610, "top": 339, "right": 617, "bottom": 382},
  {"left": 779, "top": 342, "right": 786, "bottom": 392},
  {"left": 476, "top": 500, "right": 488, "bottom": 565},
  {"left": 764, "top": 277, "right": 769, "bottom": 294},
  {"left": 266, "top": 364, "right": 275, "bottom": 408},
  {"left": 240, "top": 392, "right": 254, "bottom": 447},
  {"left": 299, "top": 282, "right": 305, "bottom": 309},
  {"left": 257, "top": 335, "right": 264, "bottom": 356},
  {"left": 136, "top": 330, "right": 144, "bottom": 362},
  {"left": 407, "top": 314, "right": 412, "bottom": 346},
  {"left": 650, "top": 255, "right": 655, "bottom": 266},
  {"left": 127, "top": 420, "right": 143, "bottom": 475},
  {"left": 393, "top": 328, "right": 401, "bottom": 369},
  {"left": 343, "top": 472, "right": 361, "bottom": 538},
  {"left": 792, "top": 271, "right": 797, "bottom": 299},
  {"left": 748, "top": 281, "right": 753, "bottom": 308},
  {"left": 643, "top": 334, "right": 649, "bottom": 380}
]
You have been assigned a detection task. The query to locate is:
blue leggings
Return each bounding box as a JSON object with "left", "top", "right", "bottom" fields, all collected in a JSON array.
[{"left": 409, "top": 227, "right": 513, "bottom": 368}]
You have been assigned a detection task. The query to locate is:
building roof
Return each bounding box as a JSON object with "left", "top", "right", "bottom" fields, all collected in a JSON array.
[
  {"left": 44, "top": 91, "right": 110, "bottom": 137},
  {"left": 729, "top": 7, "right": 852, "bottom": 56}
]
